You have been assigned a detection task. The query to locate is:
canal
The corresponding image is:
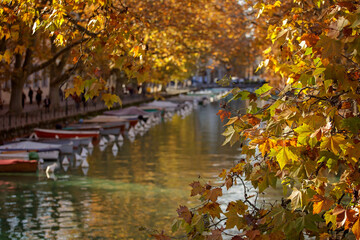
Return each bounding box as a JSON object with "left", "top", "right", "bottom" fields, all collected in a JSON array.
[{"left": 0, "top": 100, "right": 255, "bottom": 239}]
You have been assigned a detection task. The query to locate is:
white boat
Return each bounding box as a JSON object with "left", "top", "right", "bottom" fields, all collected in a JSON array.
[{"left": 0, "top": 141, "right": 61, "bottom": 160}]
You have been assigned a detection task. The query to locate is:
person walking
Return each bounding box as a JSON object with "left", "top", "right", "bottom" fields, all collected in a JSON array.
[
  {"left": 22, "top": 91, "right": 26, "bottom": 109},
  {"left": 28, "top": 87, "right": 33, "bottom": 104},
  {"left": 36, "top": 87, "right": 43, "bottom": 107},
  {"left": 44, "top": 95, "right": 50, "bottom": 112}
]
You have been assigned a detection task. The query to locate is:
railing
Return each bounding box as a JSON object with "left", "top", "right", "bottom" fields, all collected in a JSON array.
[{"left": 0, "top": 101, "right": 108, "bottom": 131}]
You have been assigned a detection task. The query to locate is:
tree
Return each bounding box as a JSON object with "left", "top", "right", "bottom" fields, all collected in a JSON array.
[
  {"left": 162, "top": 1, "right": 360, "bottom": 240},
  {"left": 1, "top": 0, "right": 251, "bottom": 111}
]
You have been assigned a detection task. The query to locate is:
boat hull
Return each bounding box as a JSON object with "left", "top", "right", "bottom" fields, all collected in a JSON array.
[
  {"left": 0, "top": 160, "right": 38, "bottom": 173},
  {"left": 34, "top": 128, "right": 99, "bottom": 139}
]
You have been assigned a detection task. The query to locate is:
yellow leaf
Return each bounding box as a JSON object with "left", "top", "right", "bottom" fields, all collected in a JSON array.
[
  {"left": 3, "top": 49, "right": 11, "bottom": 64},
  {"left": 276, "top": 146, "right": 297, "bottom": 170},
  {"left": 102, "top": 93, "right": 122, "bottom": 108},
  {"left": 320, "top": 134, "right": 346, "bottom": 155}
]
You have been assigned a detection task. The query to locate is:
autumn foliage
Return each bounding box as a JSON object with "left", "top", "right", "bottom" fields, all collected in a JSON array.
[
  {"left": 0, "top": 0, "right": 249, "bottom": 111},
  {"left": 161, "top": 1, "right": 360, "bottom": 240}
]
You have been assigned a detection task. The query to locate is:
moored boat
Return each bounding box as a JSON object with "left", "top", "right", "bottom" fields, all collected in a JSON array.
[
  {"left": 0, "top": 159, "right": 38, "bottom": 173},
  {"left": 0, "top": 141, "right": 61, "bottom": 160},
  {"left": 34, "top": 128, "right": 100, "bottom": 139},
  {"left": 83, "top": 115, "right": 133, "bottom": 129}
]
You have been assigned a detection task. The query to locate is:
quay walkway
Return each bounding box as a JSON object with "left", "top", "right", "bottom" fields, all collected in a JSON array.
[{"left": 0, "top": 89, "right": 189, "bottom": 142}]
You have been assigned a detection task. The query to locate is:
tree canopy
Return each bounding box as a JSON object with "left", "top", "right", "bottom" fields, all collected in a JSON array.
[
  {"left": 0, "top": 0, "right": 250, "bottom": 112},
  {"left": 159, "top": 1, "right": 360, "bottom": 240}
]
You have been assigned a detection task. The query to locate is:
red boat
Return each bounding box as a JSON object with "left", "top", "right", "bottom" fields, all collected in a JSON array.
[
  {"left": 33, "top": 128, "right": 100, "bottom": 139},
  {"left": 0, "top": 159, "right": 38, "bottom": 173}
]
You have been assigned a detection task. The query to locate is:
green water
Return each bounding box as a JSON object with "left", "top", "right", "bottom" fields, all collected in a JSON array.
[{"left": 0, "top": 102, "right": 255, "bottom": 239}]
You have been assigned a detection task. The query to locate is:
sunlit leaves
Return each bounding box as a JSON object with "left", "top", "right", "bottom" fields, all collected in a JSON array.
[
  {"left": 101, "top": 93, "right": 122, "bottom": 109},
  {"left": 276, "top": 146, "right": 298, "bottom": 170},
  {"left": 288, "top": 188, "right": 308, "bottom": 210},
  {"left": 320, "top": 135, "right": 346, "bottom": 155},
  {"left": 312, "top": 195, "right": 334, "bottom": 214},
  {"left": 254, "top": 83, "right": 272, "bottom": 96}
]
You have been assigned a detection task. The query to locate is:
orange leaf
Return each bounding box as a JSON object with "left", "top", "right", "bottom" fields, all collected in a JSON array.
[
  {"left": 189, "top": 181, "right": 205, "bottom": 196},
  {"left": 205, "top": 188, "right": 223, "bottom": 202},
  {"left": 312, "top": 195, "right": 334, "bottom": 214},
  {"left": 217, "top": 110, "right": 231, "bottom": 122},
  {"left": 353, "top": 218, "right": 360, "bottom": 240}
]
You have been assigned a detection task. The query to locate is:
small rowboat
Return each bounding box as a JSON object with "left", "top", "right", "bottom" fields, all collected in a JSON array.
[
  {"left": 34, "top": 128, "right": 100, "bottom": 139},
  {"left": 0, "top": 159, "right": 38, "bottom": 173},
  {"left": 0, "top": 141, "right": 61, "bottom": 160},
  {"left": 83, "top": 115, "right": 133, "bottom": 129}
]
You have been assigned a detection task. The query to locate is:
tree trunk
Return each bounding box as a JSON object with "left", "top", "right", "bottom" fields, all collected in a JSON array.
[
  {"left": 112, "top": 68, "right": 127, "bottom": 98},
  {"left": 8, "top": 74, "right": 26, "bottom": 114},
  {"left": 50, "top": 81, "right": 61, "bottom": 109}
]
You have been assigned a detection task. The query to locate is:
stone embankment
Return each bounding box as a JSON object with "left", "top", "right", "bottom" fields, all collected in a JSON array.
[{"left": 0, "top": 90, "right": 189, "bottom": 143}]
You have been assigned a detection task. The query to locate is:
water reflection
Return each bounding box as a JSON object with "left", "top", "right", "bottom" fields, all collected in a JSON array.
[{"left": 0, "top": 101, "right": 253, "bottom": 239}]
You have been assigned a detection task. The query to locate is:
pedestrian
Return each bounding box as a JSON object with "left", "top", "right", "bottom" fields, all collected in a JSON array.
[
  {"left": 59, "top": 88, "right": 63, "bottom": 102},
  {"left": 44, "top": 95, "right": 50, "bottom": 112},
  {"left": 22, "top": 91, "right": 26, "bottom": 108},
  {"left": 28, "top": 87, "right": 33, "bottom": 104},
  {"left": 36, "top": 87, "right": 42, "bottom": 107}
]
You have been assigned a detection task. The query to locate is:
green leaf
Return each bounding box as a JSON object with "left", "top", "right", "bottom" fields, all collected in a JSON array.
[
  {"left": 254, "top": 83, "right": 273, "bottom": 96},
  {"left": 229, "top": 91, "right": 250, "bottom": 102},
  {"left": 304, "top": 47, "right": 313, "bottom": 56}
]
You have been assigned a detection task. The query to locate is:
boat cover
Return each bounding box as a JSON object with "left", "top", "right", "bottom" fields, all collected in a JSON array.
[
  {"left": 104, "top": 106, "right": 149, "bottom": 116},
  {"left": 0, "top": 141, "right": 62, "bottom": 152},
  {"left": 141, "top": 100, "right": 178, "bottom": 109},
  {"left": 84, "top": 115, "right": 134, "bottom": 123}
]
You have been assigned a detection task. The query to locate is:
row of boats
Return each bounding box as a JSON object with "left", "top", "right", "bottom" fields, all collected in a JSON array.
[{"left": 0, "top": 91, "right": 226, "bottom": 175}]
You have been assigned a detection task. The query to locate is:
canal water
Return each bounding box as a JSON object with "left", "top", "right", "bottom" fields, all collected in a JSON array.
[{"left": 0, "top": 100, "right": 258, "bottom": 239}]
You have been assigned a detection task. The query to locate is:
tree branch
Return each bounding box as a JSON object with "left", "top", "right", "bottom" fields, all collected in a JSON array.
[
  {"left": 31, "top": 37, "right": 89, "bottom": 74},
  {"left": 65, "top": 14, "right": 100, "bottom": 38}
]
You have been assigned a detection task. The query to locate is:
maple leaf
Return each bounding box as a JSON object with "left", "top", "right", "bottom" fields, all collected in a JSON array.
[
  {"left": 254, "top": 83, "right": 272, "bottom": 96},
  {"left": 316, "top": 35, "right": 343, "bottom": 59},
  {"left": 301, "top": 33, "right": 320, "bottom": 47},
  {"left": 288, "top": 188, "right": 308, "bottom": 210},
  {"left": 224, "top": 210, "right": 246, "bottom": 230},
  {"left": 177, "top": 205, "right": 192, "bottom": 225},
  {"left": 206, "top": 229, "right": 223, "bottom": 240},
  {"left": 189, "top": 181, "right": 205, "bottom": 196},
  {"left": 245, "top": 230, "right": 260, "bottom": 240},
  {"left": 320, "top": 135, "right": 346, "bottom": 155},
  {"left": 205, "top": 188, "right": 223, "bottom": 202},
  {"left": 226, "top": 200, "right": 248, "bottom": 215},
  {"left": 352, "top": 218, "right": 360, "bottom": 240},
  {"left": 217, "top": 110, "right": 231, "bottom": 122},
  {"left": 276, "top": 146, "right": 298, "bottom": 170},
  {"left": 311, "top": 195, "right": 334, "bottom": 214},
  {"left": 101, "top": 93, "right": 122, "bottom": 109},
  {"left": 219, "top": 169, "right": 227, "bottom": 180},
  {"left": 199, "top": 202, "right": 222, "bottom": 219}
]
